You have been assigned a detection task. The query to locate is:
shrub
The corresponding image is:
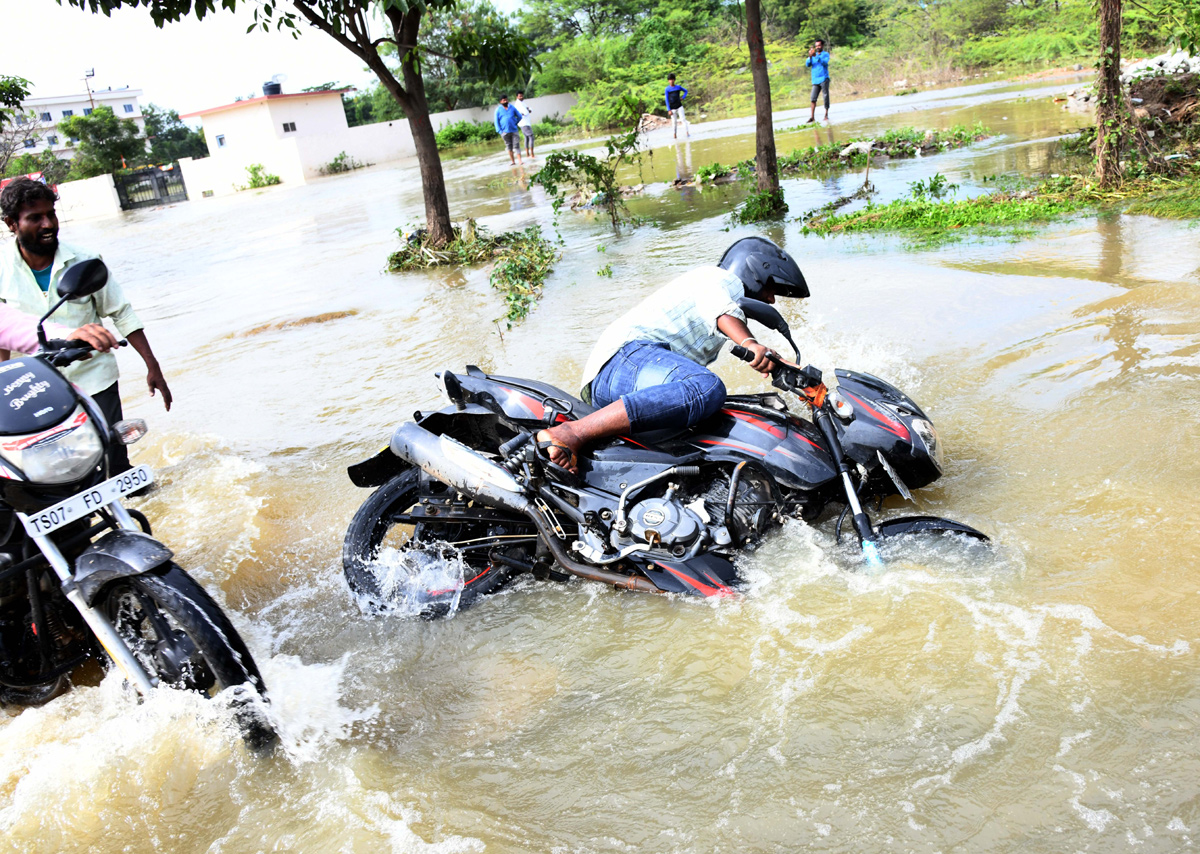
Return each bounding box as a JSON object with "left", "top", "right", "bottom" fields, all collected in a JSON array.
[
  {"left": 434, "top": 120, "right": 496, "bottom": 148},
  {"left": 240, "top": 163, "right": 281, "bottom": 190},
  {"left": 319, "top": 151, "right": 369, "bottom": 175}
]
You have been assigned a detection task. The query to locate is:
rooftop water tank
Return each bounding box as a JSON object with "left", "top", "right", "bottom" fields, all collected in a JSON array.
[{"left": 262, "top": 82, "right": 282, "bottom": 96}]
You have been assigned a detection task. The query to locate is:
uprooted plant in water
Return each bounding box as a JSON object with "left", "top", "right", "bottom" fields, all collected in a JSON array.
[{"left": 388, "top": 220, "right": 560, "bottom": 326}]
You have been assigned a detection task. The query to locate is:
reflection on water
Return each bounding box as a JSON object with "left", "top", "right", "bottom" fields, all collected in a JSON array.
[{"left": 2, "top": 76, "right": 1199, "bottom": 853}]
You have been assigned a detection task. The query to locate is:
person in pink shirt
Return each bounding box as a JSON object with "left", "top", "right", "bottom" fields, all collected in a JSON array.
[{"left": 0, "top": 300, "right": 115, "bottom": 356}]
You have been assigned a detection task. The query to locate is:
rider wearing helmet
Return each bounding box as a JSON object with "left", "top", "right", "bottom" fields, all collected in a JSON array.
[{"left": 538, "top": 237, "right": 808, "bottom": 472}]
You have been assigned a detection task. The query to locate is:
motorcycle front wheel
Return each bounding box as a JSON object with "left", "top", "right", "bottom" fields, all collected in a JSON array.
[
  {"left": 342, "top": 468, "right": 529, "bottom": 617},
  {"left": 99, "top": 563, "right": 275, "bottom": 748}
]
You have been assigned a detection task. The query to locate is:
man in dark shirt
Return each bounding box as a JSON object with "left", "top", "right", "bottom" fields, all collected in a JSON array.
[{"left": 664, "top": 73, "right": 690, "bottom": 139}]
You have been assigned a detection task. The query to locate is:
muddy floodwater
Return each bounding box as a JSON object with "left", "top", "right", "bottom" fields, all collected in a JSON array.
[{"left": 3, "top": 77, "right": 1199, "bottom": 852}]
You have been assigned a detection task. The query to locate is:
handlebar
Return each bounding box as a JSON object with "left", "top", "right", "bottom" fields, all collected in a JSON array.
[
  {"left": 729, "top": 344, "right": 823, "bottom": 396},
  {"left": 42, "top": 337, "right": 128, "bottom": 368}
]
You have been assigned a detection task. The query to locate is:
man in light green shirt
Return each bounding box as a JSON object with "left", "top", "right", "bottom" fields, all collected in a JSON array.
[{"left": 0, "top": 178, "right": 172, "bottom": 471}]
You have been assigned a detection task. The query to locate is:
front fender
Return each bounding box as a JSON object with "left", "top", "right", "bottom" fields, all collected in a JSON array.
[{"left": 70, "top": 530, "right": 174, "bottom": 605}]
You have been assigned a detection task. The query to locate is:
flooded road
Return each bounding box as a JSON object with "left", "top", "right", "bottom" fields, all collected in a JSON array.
[{"left": 3, "top": 77, "right": 1199, "bottom": 852}]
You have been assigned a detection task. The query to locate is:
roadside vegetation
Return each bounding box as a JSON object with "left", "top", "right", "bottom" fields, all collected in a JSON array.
[
  {"left": 319, "top": 151, "right": 370, "bottom": 175},
  {"left": 434, "top": 115, "right": 572, "bottom": 150},
  {"left": 238, "top": 163, "right": 282, "bottom": 190}
]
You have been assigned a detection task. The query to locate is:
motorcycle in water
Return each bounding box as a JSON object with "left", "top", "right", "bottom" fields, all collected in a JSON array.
[
  {"left": 0, "top": 259, "right": 274, "bottom": 748},
  {"left": 343, "top": 298, "right": 987, "bottom": 616}
]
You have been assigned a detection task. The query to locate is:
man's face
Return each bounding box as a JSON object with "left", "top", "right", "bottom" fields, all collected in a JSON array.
[
  {"left": 517, "top": 93, "right": 524, "bottom": 101},
  {"left": 500, "top": 97, "right": 509, "bottom": 107},
  {"left": 815, "top": 41, "right": 824, "bottom": 51},
  {"left": 5, "top": 198, "right": 59, "bottom": 259}
]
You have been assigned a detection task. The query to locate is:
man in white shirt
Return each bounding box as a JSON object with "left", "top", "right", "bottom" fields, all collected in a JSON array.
[
  {"left": 539, "top": 237, "right": 809, "bottom": 472},
  {"left": 515, "top": 91, "right": 535, "bottom": 159},
  {"left": 1, "top": 178, "right": 172, "bottom": 472}
]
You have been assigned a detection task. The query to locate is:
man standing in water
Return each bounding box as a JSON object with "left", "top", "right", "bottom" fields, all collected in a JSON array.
[
  {"left": 493, "top": 94, "right": 524, "bottom": 166},
  {"left": 0, "top": 177, "right": 172, "bottom": 472},
  {"left": 806, "top": 39, "right": 831, "bottom": 124},
  {"left": 515, "top": 91, "right": 535, "bottom": 159},
  {"left": 665, "top": 73, "right": 690, "bottom": 139}
]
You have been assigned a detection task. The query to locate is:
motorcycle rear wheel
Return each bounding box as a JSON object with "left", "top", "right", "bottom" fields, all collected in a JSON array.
[
  {"left": 342, "top": 468, "right": 525, "bottom": 617},
  {"left": 99, "top": 563, "right": 275, "bottom": 748}
]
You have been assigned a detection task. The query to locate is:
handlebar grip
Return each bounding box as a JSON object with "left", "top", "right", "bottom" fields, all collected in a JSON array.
[
  {"left": 730, "top": 345, "right": 753, "bottom": 362},
  {"left": 499, "top": 432, "right": 533, "bottom": 458}
]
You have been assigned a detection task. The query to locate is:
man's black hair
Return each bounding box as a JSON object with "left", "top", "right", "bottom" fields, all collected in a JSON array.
[
  {"left": 517, "top": 91, "right": 524, "bottom": 97},
  {"left": 668, "top": 73, "right": 676, "bottom": 81},
  {"left": 498, "top": 94, "right": 509, "bottom": 101},
  {"left": 0, "top": 177, "right": 58, "bottom": 223}
]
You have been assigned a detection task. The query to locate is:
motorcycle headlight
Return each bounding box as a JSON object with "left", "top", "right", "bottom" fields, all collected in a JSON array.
[
  {"left": 0, "top": 406, "right": 105, "bottom": 484},
  {"left": 911, "top": 418, "right": 944, "bottom": 472}
]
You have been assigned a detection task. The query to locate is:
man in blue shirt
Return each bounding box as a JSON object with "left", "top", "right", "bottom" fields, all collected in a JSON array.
[
  {"left": 664, "top": 73, "right": 690, "bottom": 139},
  {"left": 493, "top": 95, "right": 524, "bottom": 166},
  {"left": 806, "top": 39, "right": 831, "bottom": 124}
]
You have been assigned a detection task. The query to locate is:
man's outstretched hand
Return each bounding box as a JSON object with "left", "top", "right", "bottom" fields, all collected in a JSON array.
[
  {"left": 68, "top": 323, "right": 118, "bottom": 353},
  {"left": 146, "top": 363, "right": 173, "bottom": 411}
]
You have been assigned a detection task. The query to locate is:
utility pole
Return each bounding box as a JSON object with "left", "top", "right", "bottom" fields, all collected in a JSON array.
[{"left": 83, "top": 69, "right": 95, "bottom": 109}]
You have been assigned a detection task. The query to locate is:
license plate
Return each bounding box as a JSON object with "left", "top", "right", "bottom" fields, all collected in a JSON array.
[{"left": 18, "top": 465, "right": 154, "bottom": 537}]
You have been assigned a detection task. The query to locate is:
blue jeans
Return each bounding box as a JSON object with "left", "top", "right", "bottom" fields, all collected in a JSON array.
[{"left": 589, "top": 341, "right": 726, "bottom": 432}]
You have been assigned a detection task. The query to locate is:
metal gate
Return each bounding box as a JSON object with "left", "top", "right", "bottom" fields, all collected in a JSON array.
[{"left": 114, "top": 163, "right": 188, "bottom": 211}]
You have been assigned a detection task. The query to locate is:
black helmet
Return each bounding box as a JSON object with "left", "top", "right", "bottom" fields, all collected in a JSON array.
[{"left": 718, "top": 237, "right": 809, "bottom": 300}]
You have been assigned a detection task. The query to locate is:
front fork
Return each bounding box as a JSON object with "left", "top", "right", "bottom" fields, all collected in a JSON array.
[
  {"left": 811, "top": 405, "right": 883, "bottom": 567},
  {"left": 29, "top": 501, "right": 157, "bottom": 694}
]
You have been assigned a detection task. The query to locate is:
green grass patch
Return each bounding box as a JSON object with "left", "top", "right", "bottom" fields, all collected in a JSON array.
[
  {"left": 776, "top": 123, "right": 992, "bottom": 173},
  {"left": 1124, "top": 183, "right": 1200, "bottom": 218},
  {"left": 734, "top": 188, "right": 789, "bottom": 223},
  {"left": 803, "top": 189, "right": 1085, "bottom": 243},
  {"left": 387, "top": 222, "right": 560, "bottom": 325}
]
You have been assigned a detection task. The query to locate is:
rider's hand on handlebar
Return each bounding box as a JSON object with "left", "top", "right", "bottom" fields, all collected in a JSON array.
[
  {"left": 743, "top": 341, "right": 779, "bottom": 377},
  {"left": 67, "top": 323, "right": 118, "bottom": 353}
]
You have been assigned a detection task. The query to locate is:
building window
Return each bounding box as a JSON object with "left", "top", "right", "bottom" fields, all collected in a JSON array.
[
  {"left": 23, "top": 138, "right": 34, "bottom": 149},
  {"left": 282, "top": 121, "right": 296, "bottom": 133},
  {"left": 39, "top": 112, "right": 51, "bottom": 122},
  {"left": 216, "top": 134, "right": 226, "bottom": 148},
  {"left": 61, "top": 109, "right": 73, "bottom": 118},
  {"left": 123, "top": 104, "right": 134, "bottom": 113},
  {"left": 15, "top": 113, "right": 26, "bottom": 125},
  {"left": 67, "top": 137, "right": 78, "bottom": 146},
  {"left": 47, "top": 135, "right": 59, "bottom": 145},
  {"left": 83, "top": 107, "right": 93, "bottom": 115}
]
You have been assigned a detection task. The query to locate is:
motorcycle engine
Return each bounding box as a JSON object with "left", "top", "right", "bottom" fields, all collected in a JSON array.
[
  {"left": 627, "top": 497, "right": 704, "bottom": 547},
  {"left": 701, "top": 468, "right": 778, "bottom": 545}
]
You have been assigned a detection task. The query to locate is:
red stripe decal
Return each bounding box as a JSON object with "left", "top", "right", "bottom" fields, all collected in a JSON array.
[
  {"left": 696, "top": 438, "right": 766, "bottom": 456},
  {"left": 846, "top": 393, "right": 909, "bottom": 440},
  {"left": 664, "top": 566, "right": 737, "bottom": 598},
  {"left": 722, "top": 408, "right": 786, "bottom": 438}
]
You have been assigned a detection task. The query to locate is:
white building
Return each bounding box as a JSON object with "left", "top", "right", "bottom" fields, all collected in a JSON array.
[
  {"left": 15, "top": 87, "right": 144, "bottom": 160},
  {"left": 179, "top": 85, "right": 578, "bottom": 197}
]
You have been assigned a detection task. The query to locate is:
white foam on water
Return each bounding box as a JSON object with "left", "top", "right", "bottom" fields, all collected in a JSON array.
[
  {"left": 363, "top": 543, "right": 467, "bottom": 617},
  {"left": 1056, "top": 765, "right": 1117, "bottom": 832},
  {"left": 256, "top": 652, "right": 380, "bottom": 764}
]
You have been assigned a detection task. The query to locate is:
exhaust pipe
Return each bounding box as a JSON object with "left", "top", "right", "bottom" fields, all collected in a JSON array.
[
  {"left": 390, "top": 423, "right": 662, "bottom": 594},
  {"left": 390, "top": 423, "right": 532, "bottom": 516}
]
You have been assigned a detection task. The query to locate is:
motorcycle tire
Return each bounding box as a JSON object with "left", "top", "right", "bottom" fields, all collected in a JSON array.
[
  {"left": 0, "top": 675, "right": 70, "bottom": 707},
  {"left": 342, "top": 468, "right": 522, "bottom": 617},
  {"left": 99, "top": 563, "right": 276, "bottom": 749}
]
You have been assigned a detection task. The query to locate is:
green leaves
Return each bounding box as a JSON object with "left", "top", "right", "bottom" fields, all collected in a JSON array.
[{"left": 0, "top": 75, "right": 31, "bottom": 130}]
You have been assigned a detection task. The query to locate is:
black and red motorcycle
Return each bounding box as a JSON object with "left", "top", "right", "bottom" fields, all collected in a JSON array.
[{"left": 343, "top": 299, "right": 987, "bottom": 616}]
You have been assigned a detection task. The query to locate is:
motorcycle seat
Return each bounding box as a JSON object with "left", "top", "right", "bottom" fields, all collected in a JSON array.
[{"left": 475, "top": 370, "right": 597, "bottom": 420}]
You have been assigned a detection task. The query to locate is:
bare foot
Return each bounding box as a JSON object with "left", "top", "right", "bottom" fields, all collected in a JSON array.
[{"left": 537, "top": 425, "right": 582, "bottom": 474}]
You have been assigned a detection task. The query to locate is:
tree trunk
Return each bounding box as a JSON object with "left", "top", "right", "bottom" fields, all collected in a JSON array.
[
  {"left": 744, "top": 0, "right": 779, "bottom": 196},
  {"left": 394, "top": 9, "right": 454, "bottom": 246},
  {"left": 1095, "top": 0, "right": 1124, "bottom": 187}
]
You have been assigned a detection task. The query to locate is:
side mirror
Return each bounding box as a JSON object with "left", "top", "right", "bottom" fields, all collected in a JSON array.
[
  {"left": 737, "top": 296, "right": 801, "bottom": 360},
  {"left": 57, "top": 258, "right": 108, "bottom": 300}
]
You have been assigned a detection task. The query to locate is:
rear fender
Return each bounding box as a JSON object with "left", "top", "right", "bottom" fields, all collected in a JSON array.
[{"left": 69, "top": 530, "right": 174, "bottom": 606}]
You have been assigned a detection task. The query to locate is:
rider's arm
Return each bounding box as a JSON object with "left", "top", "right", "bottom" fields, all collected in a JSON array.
[{"left": 716, "top": 314, "right": 776, "bottom": 376}]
